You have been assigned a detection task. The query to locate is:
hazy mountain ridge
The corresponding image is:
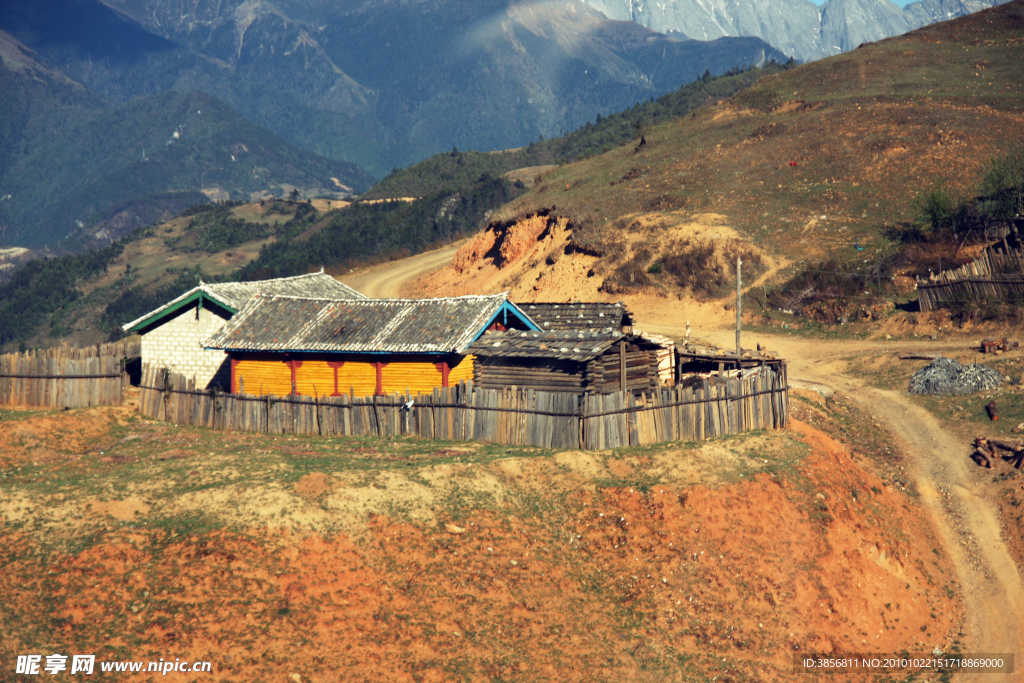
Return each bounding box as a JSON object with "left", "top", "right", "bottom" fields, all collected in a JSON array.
[
  {"left": 0, "top": 29, "right": 374, "bottom": 249},
  {"left": 580, "top": 0, "right": 1011, "bottom": 60},
  {"left": 1, "top": 0, "right": 787, "bottom": 177}
]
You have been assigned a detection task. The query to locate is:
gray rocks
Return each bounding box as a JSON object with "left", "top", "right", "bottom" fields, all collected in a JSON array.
[{"left": 908, "top": 357, "right": 1002, "bottom": 395}]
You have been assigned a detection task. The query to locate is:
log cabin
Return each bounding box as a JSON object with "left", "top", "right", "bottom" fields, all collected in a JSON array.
[
  {"left": 516, "top": 302, "right": 634, "bottom": 332},
  {"left": 122, "top": 271, "right": 364, "bottom": 389},
  {"left": 203, "top": 293, "right": 539, "bottom": 397},
  {"left": 467, "top": 329, "right": 663, "bottom": 394}
]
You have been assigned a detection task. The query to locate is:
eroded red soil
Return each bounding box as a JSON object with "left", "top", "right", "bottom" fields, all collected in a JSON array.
[{"left": 0, "top": 421, "right": 959, "bottom": 682}]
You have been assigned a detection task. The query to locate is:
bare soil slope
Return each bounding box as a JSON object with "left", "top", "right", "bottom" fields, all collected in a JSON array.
[{"left": 0, "top": 403, "right": 959, "bottom": 682}]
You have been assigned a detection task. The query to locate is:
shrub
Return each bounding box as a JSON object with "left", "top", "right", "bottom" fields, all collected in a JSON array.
[{"left": 979, "top": 145, "right": 1024, "bottom": 220}]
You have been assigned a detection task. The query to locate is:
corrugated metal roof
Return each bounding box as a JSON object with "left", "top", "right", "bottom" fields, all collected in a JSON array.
[
  {"left": 204, "top": 294, "right": 536, "bottom": 354},
  {"left": 469, "top": 330, "right": 658, "bottom": 362},
  {"left": 122, "top": 271, "right": 364, "bottom": 331},
  {"left": 519, "top": 302, "right": 633, "bottom": 331}
]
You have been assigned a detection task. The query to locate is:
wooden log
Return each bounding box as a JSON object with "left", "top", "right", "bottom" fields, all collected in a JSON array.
[
  {"left": 984, "top": 437, "right": 1024, "bottom": 452},
  {"left": 971, "top": 448, "right": 992, "bottom": 468}
]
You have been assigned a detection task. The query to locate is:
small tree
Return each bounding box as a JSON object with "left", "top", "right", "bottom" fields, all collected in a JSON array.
[
  {"left": 979, "top": 145, "right": 1024, "bottom": 220},
  {"left": 915, "top": 186, "right": 957, "bottom": 235}
]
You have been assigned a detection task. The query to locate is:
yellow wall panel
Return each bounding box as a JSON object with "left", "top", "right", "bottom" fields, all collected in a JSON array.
[
  {"left": 381, "top": 361, "right": 443, "bottom": 396},
  {"left": 449, "top": 354, "right": 474, "bottom": 384},
  {"left": 334, "top": 361, "right": 378, "bottom": 397},
  {"left": 234, "top": 353, "right": 476, "bottom": 398},
  {"left": 235, "top": 359, "right": 291, "bottom": 396},
  {"left": 293, "top": 360, "right": 337, "bottom": 397}
]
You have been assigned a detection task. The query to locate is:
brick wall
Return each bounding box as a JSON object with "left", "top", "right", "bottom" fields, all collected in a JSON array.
[{"left": 140, "top": 304, "right": 232, "bottom": 389}]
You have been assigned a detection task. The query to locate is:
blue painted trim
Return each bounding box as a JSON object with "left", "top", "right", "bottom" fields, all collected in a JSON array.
[{"left": 468, "top": 301, "right": 539, "bottom": 345}]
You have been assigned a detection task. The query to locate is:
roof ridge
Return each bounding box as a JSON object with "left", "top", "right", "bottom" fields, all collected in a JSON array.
[{"left": 204, "top": 271, "right": 333, "bottom": 288}]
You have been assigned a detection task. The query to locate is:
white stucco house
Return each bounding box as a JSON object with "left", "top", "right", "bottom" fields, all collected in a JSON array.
[{"left": 122, "top": 271, "right": 365, "bottom": 389}]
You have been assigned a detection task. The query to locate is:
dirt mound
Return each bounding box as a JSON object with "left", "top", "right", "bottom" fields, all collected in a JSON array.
[
  {"left": 294, "top": 472, "right": 336, "bottom": 500},
  {"left": 416, "top": 210, "right": 770, "bottom": 322},
  {"left": 0, "top": 407, "right": 126, "bottom": 468}
]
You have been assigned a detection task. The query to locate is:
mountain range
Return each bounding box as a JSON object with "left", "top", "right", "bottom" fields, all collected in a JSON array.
[
  {"left": 581, "top": 0, "right": 1011, "bottom": 61},
  {"left": 0, "top": 0, "right": 787, "bottom": 182},
  {"left": 0, "top": 0, "right": 1010, "bottom": 250},
  {"left": 0, "top": 27, "right": 374, "bottom": 249}
]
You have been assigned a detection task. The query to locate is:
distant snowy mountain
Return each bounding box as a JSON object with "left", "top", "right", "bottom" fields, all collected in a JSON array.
[{"left": 580, "top": 0, "right": 1011, "bottom": 60}]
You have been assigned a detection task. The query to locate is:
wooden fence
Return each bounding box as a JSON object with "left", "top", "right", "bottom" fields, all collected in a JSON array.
[
  {"left": 139, "top": 364, "right": 788, "bottom": 450},
  {"left": 0, "top": 340, "right": 140, "bottom": 408},
  {"left": 0, "top": 354, "right": 124, "bottom": 408},
  {"left": 918, "top": 274, "right": 1024, "bottom": 311},
  {"left": 919, "top": 238, "right": 1024, "bottom": 311}
]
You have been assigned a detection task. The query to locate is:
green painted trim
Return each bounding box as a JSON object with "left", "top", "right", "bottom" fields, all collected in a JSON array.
[{"left": 126, "top": 291, "right": 238, "bottom": 333}]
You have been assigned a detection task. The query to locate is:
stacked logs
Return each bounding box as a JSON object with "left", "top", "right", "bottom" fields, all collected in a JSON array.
[{"left": 973, "top": 437, "right": 1024, "bottom": 469}]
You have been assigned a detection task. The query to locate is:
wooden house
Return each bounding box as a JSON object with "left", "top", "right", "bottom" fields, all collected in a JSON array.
[
  {"left": 122, "top": 271, "right": 364, "bottom": 389},
  {"left": 467, "top": 330, "right": 662, "bottom": 394},
  {"left": 203, "top": 294, "right": 539, "bottom": 397},
  {"left": 675, "top": 347, "right": 787, "bottom": 386},
  {"left": 517, "top": 302, "right": 633, "bottom": 332}
]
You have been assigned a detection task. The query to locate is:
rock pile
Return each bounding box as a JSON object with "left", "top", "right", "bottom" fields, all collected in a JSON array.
[{"left": 908, "top": 357, "right": 1001, "bottom": 395}]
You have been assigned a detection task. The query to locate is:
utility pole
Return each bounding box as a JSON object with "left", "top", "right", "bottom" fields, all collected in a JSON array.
[{"left": 736, "top": 256, "right": 742, "bottom": 360}]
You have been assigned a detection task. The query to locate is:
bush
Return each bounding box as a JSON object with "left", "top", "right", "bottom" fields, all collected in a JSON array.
[
  {"left": 979, "top": 145, "right": 1024, "bottom": 220},
  {"left": 765, "top": 255, "right": 901, "bottom": 323},
  {"left": 915, "top": 187, "right": 958, "bottom": 234}
]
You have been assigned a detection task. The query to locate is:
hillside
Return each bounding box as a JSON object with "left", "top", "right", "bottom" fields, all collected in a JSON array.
[
  {"left": 0, "top": 181, "right": 531, "bottom": 349},
  {"left": 363, "top": 62, "right": 793, "bottom": 200},
  {"left": 0, "top": 397, "right": 962, "bottom": 681},
  {"left": 0, "top": 43, "right": 375, "bottom": 250},
  {"left": 417, "top": 0, "right": 1024, "bottom": 310}
]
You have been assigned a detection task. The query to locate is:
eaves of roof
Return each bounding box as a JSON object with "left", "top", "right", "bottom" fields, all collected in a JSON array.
[{"left": 122, "top": 287, "right": 237, "bottom": 333}]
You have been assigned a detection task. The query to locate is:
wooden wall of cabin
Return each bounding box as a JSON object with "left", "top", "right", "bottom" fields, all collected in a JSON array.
[
  {"left": 585, "top": 348, "right": 659, "bottom": 394},
  {"left": 230, "top": 353, "right": 474, "bottom": 397},
  {"left": 473, "top": 357, "right": 587, "bottom": 393}
]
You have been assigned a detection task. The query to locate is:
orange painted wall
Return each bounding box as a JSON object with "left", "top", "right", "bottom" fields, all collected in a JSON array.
[
  {"left": 380, "top": 361, "right": 442, "bottom": 395},
  {"left": 329, "top": 361, "right": 378, "bottom": 397},
  {"left": 449, "top": 354, "right": 475, "bottom": 385},
  {"left": 231, "top": 354, "right": 474, "bottom": 397},
  {"left": 234, "top": 358, "right": 291, "bottom": 396}
]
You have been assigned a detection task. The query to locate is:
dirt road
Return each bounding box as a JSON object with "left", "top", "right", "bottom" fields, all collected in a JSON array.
[
  {"left": 339, "top": 243, "right": 463, "bottom": 298},
  {"left": 687, "top": 330, "right": 1024, "bottom": 679},
  {"left": 331, "top": 246, "right": 1023, "bottom": 674}
]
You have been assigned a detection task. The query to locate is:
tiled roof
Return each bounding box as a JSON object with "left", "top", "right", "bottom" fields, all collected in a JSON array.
[
  {"left": 204, "top": 294, "right": 536, "bottom": 354},
  {"left": 199, "top": 272, "right": 364, "bottom": 309},
  {"left": 517, "top": 302, "right": 633, "bottom": 331},
  {"left": 122, "top": 271, "right": 364, "bottom": 331},
  {"left": 468, "top": 330, "right": 659, "bottom": 363}
]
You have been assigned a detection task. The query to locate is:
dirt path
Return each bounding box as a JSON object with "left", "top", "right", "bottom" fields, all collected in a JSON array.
[
  {"left": 338, "top": 242, "right": 464, "bottom": 298},
  {"left": 331, "top": 249, "right": 1023, "bottom": 673},
  {"left": 684, "top": 329, "right": 1024, "bottom": 677}
]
